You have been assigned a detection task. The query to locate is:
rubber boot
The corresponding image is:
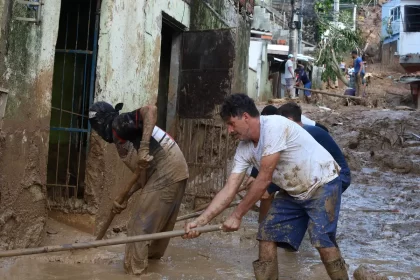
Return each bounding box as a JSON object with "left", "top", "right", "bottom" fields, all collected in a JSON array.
[
  {"left": 324, "top": 257, "right": 349, "bottom": 280},
  {"left": 253, "top": 258, "right": 279, "bottom": 280}
]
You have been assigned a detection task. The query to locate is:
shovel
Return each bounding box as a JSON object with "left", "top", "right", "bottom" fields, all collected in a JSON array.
[{"left": 96, "top": 168, "right": 147, "bottom": 240}]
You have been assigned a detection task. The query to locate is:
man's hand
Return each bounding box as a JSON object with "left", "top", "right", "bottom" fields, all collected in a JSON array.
[
  {"left": 183, "top": 219, "right": 206, "bottom": 239},
  {"left": 222, "top": 213, "right": 242, "bottom": 232},
  {"left": 112, "top": 200, "right": 127, "bottom": 214},
  {"left": 138, "top": 141, "right": 153, "bottom": 169}
]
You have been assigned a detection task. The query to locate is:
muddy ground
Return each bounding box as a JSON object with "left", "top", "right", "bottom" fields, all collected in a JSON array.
[{"left": 1, "top": 87, "right": 420, "bottom": 279}]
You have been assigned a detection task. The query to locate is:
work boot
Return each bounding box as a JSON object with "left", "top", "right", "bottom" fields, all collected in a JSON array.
[
  {"left": 324, "top": 257, "right": 349, "bottom": 280},
  {"left": 253, "top": 258, "right": 279, "bottom": 280}
]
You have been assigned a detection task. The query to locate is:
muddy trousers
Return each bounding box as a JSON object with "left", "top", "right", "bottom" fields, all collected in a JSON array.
[{"left": 124, "top": 179, "right": 187, "bottom": 275}]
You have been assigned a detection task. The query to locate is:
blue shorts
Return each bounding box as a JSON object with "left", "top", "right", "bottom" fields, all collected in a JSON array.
[{"left": 257, "top": 177, "right": 342, "bottom": 251}]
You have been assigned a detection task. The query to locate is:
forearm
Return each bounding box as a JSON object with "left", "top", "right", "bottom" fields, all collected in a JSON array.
[
  {"left": 233, "top": 177, "right": 270, "bottom": 219},
  {"left": 197, "top": 174, "right": 244, "bottom": 224},
  {"left": 139, "top": 105, "right": 157, "bottom": 143},
  {"left": 289, "top": 67, "right": 294, "bottom": 76}
]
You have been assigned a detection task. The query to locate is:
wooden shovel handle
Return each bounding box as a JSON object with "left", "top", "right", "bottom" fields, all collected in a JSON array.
[{"left": 96, "top": 168, "right": 146, "bottom": 240}]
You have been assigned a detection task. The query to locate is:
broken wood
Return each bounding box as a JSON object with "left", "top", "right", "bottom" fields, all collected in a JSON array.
[
  {"left": 0, "top": 225, "right": 222, "bottom": 258},
  {"left": 176, "top": 200, "right": 241, "bottom": 222},
  {"left": 294, "top": 87, "right": 363, "bottom": 100},
  {"left": 268, "top": 98, "right": 301, "bottom": 104}
]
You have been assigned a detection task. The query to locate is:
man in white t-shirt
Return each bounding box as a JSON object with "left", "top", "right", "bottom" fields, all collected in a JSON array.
[
  {"left": 183, "top": 94, "right": 348, "bottom": 280},
  {"left": 284, "top": 54, "right": 295, "bottom": 98}
]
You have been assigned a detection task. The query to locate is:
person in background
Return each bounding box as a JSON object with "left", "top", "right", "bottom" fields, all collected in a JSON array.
[
  {"left": 251, "top": 104, "right": 350, "bottom": 223},
  {"left": 261, "top": 105, "right": 329, "bottom": 133},
  {"left": 351, "top": 50, "right": 365, "bottom": 97},
  {"left": 284, "top": 54, "right": 295, "bottom": 98},
  {"left": 278, "top": 102, "right": 351, "bottom": 193},
  {"left": 295, "top": 66, "right": 312, "bottom": 102}
]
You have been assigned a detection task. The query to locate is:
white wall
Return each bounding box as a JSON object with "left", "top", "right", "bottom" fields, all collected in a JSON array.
[
  {"left": 96, "top": 0, "right": 190, "bottom": 111},
  {"left": 399, "top": 0, "right": 420, "bottom": 55}
]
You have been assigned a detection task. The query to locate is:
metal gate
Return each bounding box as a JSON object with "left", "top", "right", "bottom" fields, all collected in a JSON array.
[
  {"left": 177, "top": 29, "right": 237, "bottom": 209},
  {"left": 46, "top": 0, "right": 100, "bottom": 207}
]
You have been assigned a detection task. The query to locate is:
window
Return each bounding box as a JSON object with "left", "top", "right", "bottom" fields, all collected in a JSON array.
[
  {"left": 390, "top": 6, "right": 400, "bottom": 22},
  {"left": 404, "top": 5, "right": 420, "bottom": 32}
]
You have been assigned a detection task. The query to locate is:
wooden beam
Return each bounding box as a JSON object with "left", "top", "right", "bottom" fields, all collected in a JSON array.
[{"left": 294, "top": 87, "right": 362, "bottom": 100}]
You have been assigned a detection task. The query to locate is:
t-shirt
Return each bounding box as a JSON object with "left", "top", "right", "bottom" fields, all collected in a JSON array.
[
  {"left": 297, "top": 69, "right": 310, "bottom": 84},
  {"left": 284, "top": 59, "right": 294, "bottom": 79},
  {"left": 354, "top": 57, "right": 364, "bottom": 74},
  {"left": 232, "top": 115, "right": 340, "bottom": 199},
  {"left": 111, "top": 109, "right": 189, "bottom": 192},
  {"left": 303, "top": 125, "right": 351, "bottom": 178},
  {"left": 301, "top": 115, "right": 316, "bottom": 126},
  {"left": 250, "top": 123, "right": 350, "bottom": 194}
]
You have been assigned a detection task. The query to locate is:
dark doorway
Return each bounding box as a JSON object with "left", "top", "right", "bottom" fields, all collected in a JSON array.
[
  {"left": 156, "top": 22, "right": 173, "bottom": 130},
  {"left": 156, "top": 13, "right": 185, "bottom": 131}
]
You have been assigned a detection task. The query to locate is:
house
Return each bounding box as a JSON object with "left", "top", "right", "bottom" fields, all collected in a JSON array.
[
  {"left": 382, "top": 0, "right": 420, "bottom": 72},
  {"left": 0, "top": 0, "right": 252, "bottom": 249}
]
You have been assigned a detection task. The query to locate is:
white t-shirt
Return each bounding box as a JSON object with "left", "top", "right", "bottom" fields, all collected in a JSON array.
[
  {"left": 301, "top": 115, "right": 316, "bottom": 126},
  {"left": 231, "top": 115, "right": 340, "bottom": 200},
  {"left": 284, "top": 59, "right": 294, "bottom": 79}
]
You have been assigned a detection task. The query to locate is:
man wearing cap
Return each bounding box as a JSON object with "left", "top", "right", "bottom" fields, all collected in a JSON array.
[
  {"left": 284, "top": 54, "right": 295, "bottom": 98},
  {"left": 88, "top": 102, "right": 189, "bottom": 276}
]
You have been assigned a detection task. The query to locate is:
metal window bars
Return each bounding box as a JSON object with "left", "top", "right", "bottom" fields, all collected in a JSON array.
[
  {"left": 15, "top": 0, "right": 43, "bottom": 24},
  {"left": 46, "top": 0, "right": 100, "bottom": 207}
]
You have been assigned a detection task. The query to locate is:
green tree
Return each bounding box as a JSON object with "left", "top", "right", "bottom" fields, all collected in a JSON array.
[{"left": 314, "top": 13, "right": 365, "bottom": 86}]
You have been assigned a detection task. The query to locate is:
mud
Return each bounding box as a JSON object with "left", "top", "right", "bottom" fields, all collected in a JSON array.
[
  {"left": 0, "top": 119, "right": 49, "bottom": 250},
  {"left": 1, "top": 100, "right": 420, "bottom": 279}
]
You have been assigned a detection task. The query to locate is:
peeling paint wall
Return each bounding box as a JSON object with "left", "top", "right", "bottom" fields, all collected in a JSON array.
[
  {"left": 87, "top": 0, "right": 191, "bottom": 233},
  {"left": 0, "top": 0, "right": 60, "bottom": 249}
]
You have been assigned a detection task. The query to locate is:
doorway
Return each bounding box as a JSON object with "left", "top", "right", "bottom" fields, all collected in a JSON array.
[{"left": 156, "top": 13, "right": 184, "bottom": 132}]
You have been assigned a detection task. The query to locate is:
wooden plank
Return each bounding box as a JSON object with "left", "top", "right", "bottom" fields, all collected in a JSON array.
[{"left": 294, "top": 87, "right": 363, "bottom": 100}]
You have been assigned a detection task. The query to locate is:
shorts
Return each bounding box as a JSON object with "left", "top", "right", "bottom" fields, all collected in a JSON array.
[
  {"left": 285, "top": 78, "right": 294, "bottom": 88},
  {"left": 257, "top": 177, "right": 342, "bottom": 251}
]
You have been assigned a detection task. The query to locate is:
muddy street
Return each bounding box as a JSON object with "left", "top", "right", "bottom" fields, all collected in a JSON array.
[{"left": 0, "top": 104, "right": 419, "bottom": 280}]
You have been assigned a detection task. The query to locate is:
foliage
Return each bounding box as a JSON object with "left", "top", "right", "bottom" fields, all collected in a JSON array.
[{"left": 313, "top": 8, "right": 365, "bottom": 85}]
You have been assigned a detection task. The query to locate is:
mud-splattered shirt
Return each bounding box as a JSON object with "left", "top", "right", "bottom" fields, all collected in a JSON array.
[
  {"left": 112, "top": 109, "right": 189, "bottom": 192},
  {"left": 232, "top": 115, "right": 340, "bottom": 200}
]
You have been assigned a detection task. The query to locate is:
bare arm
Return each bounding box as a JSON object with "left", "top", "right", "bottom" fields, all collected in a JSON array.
[
  {"left": 139, "top": 105, "right": 157, "bottom": 144},
  {"left": 288, "top": 66, "right": 294, "bottom": 76},
  {"left": 196, "top": 172, "right": 246, "bottom": 225},
  {"left": 231, "top": 152, "right": 280, "bottom": 219}
]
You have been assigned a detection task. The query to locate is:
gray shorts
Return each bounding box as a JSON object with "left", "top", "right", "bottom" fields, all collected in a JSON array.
[{"left": 285, "top": 78, "right": 294, "bottom": 88}]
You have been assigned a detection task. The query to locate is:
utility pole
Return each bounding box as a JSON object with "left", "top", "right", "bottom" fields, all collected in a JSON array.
[
  {"left": 333, "top": 0, "right": 340, "bottom": 24},
  {"left": 298, "top": 0, "right": 304, "bottom": 55},
  {"left": 288, "top": 0, "right": 298, "bottom": 67}
]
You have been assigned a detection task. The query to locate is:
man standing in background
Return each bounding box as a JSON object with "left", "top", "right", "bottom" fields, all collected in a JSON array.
[
  {"left": 352, "top": 50, "right": 365, "bottom": 97},
  {"left": 284, "top": 54, "right": 295, "bottom": 98},
  {"left": 295, "top": 66, "right": 312, "bottom": 102}
]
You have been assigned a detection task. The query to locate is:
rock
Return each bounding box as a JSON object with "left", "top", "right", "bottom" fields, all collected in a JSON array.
[{"left": 353, "top": 264, "right": 389, "bottom": 280}]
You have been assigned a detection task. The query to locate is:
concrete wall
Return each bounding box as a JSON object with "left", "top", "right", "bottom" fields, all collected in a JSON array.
[
  {"left": 0, "top": 0, "right": 60, "bottom": 249},
  {"left": 248, "top": 68, "right": 258, "bottom": 99},
  {"left": 398, "top": 0, "right": 420, "bottom": 55},
  {"left": 248, "top": 40, "right": 271, "bottom": 101}
]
